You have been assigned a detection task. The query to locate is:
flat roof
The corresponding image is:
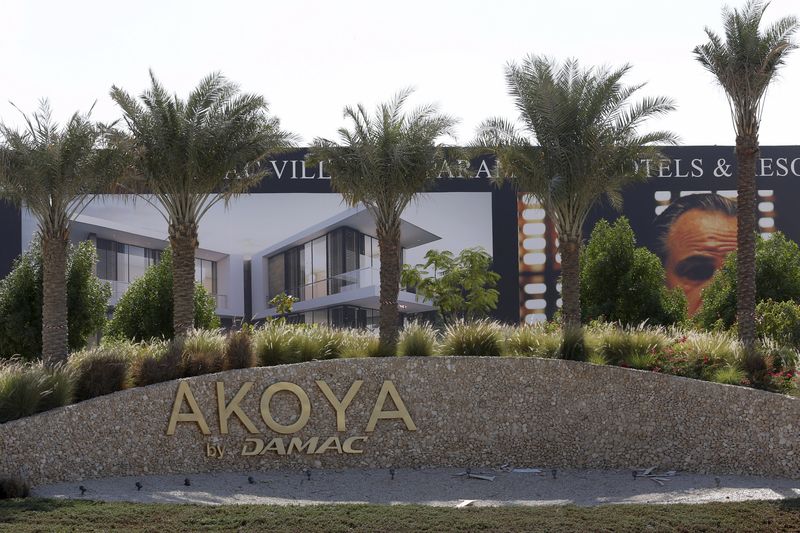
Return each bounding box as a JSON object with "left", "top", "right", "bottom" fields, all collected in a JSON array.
[{"left": 253, "top": 206, "right": 440, "bottom": 258}]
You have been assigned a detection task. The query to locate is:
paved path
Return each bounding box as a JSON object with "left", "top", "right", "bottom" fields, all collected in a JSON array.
[{"left": 32, "top": 468, "right": 800, "bottom": 507}]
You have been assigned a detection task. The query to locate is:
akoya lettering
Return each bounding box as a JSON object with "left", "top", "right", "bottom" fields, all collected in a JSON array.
[{"left": 166, "top": 380, "right": 417, "bottom": 437}]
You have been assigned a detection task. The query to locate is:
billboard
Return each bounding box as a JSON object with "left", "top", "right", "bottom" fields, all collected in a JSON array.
[{"left": 1, "top": 146, "right": 799, "bottom": 325}]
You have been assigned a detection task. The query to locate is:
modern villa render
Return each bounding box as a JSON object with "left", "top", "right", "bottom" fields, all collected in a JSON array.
[
  {"left": 21, "top": 210, "right": 246, "bottom": 323},
  {"left": 20, "top": 205, "right": 439, "bottom": 329},
  {"left": 251, "top": 207, "right": 439, "bottom": 329}
]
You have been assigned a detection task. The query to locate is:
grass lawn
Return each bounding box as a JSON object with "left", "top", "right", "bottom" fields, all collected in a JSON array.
[{"left": 1, "top": 498, "right": 799, "bottom": 532}]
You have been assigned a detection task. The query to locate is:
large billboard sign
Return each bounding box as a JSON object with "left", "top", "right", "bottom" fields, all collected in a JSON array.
[{"left": 1, "top": 146, "right": 799, "bottom": 325}]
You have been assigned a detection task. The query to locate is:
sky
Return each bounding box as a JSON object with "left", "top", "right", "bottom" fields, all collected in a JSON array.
[{"left": 1, "top": 0, "right": 799, "bottom": 146}]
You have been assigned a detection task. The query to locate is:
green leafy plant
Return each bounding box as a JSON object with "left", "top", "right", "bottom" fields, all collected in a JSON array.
[
  {"left": 105, "top": 248, "right": 220, "bottom": 342},
  {"left": 269, "top": 292, "right": 299, "bottom": 319},
  {"left": 439, "top": 320, "right": 503, "bottom": 357},
  {"left": 697, "top": 233, "right": 800, "bottom": 329},
  {"left": 756, "top": 299, "right": 800, "bottom": 348},
  {"left": 0, "top": 240, "right": 111, "bottom": 360},
  {"left": 580, "top": 218, "right": 687, "bottom": 326},
  {"left": 402, "top": 248, "right": 500, "bottom": 323},
  {"left": 397, "top": 322, "right": 437, "bottom": 357},
  {"left": 712, "top": 366, "right": 747, "bottom": 385}
]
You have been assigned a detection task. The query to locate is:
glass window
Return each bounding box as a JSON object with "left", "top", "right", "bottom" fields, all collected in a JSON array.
[
  {"left": 312, "top": 309, "right": 328, "bottom": 325},
  {"left": 128, "top": 246, "right": 146, "bottom": 282},
  {"left": 312, "top": 237, "right": 327, "bottom": 298},
  {"left": 116, "top": 243, "right": 128, "bottom": 284},
  {"left": 203, "top": 260, "right": 215, "bottom": 294},
  {"left": 304, "top": 241, "right": 313, "bottom": 300},
  {"left": 268, "top": 253, "right": 285, "bottom": 300}
]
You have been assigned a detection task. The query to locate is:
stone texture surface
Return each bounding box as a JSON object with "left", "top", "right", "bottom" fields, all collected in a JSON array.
[{"left": 1, "top": 357, "right": 798, "bottom": 486}]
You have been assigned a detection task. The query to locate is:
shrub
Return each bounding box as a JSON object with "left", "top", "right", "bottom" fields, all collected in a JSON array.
[
  {"left": 397, "top": 322, "right": 437, "bottom": 356},
  {"left": 0, "top": 360, "right": 72, "bottom": 423},
  {"left": 439, "top": 320, "right": 503, "bottom": 357},
  {"left": 559, "top": 326, "right": 590, "bottom": 361},
  {"left": 756, "top": 299, "right": 800, "bottom": 348},
  {"left": 401, "top": 248, "right": 500, "bottom": 322},
  {"left": 340, "top": 330, "right": 382, "bottom": 358},
  {"left": 595, "top": 325, "right": 667, "bottom": 367},
  {"left": 0, "top": 476, "right": 30, "bottom": 499},
  {"left": 504, "top": 325, "right": 561, "bottom": 358},
  {"left": 253, "top": 324, "right": 344, "bottom": 366},
  {"left": 223, "top": 329, "right": 254, "bottom": 370},
  {"left": 105, "top": 247, "right": 220, "bottom": 342},
  {"left": 0, "top": 240, "right": 110, "bottom": 360},
  {"left": 712, "top": 366, "right": 746, "bottom": 385},
  {"left": 580, "top": 218, "right": 687, "bottom": 327},
  {"left": 696, "top": 232, "right": 800, "bottom": 330},
  {"left": 182, "top": 329, "right": 225, "bottom": 377},
  {"left": 128, "top": 339, "right": 183, "bottom": 387},
  {"left": 68, "top": 343, "right": 134, "bottom": 401},
  {"left": 253, "top": 323, "right": 295, "bottom": 366}
]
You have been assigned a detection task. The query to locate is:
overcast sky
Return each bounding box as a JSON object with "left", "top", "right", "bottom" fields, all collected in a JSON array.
[{"left": 2, "top": 0, "right": 798, "bottom": 146}]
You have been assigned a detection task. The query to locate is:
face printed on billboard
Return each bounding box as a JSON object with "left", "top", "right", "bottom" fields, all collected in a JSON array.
[{"left": 654, "top": 193, "right": 738, "bottom": 315}]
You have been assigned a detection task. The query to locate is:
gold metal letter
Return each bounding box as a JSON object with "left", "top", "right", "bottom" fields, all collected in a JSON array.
[
  {"left": 366, "top": 381, "right": 417, "bottom": 432},
  {"left": 316, "top": 380, "right": 363, "bottom": 431},
  {"left": 260, "top": 382, "right": 311, "bottom": 434},
  {"left": 287, "top": 437, "right": 319, "bottom": 454},
  {"left": 166, "top": 382, "right": 211, "bottom": 435},
  {"left": 315, "top": 436, "right": 343, "bottom": 454},
  {"left": 261, "top": 437, "right": 287, "bottom": 455},
  {"left": 342, "top": 436, "right": 368, "bottom": 454},
  {"left": 241, "top": 438, "right": 264, "bottom": 456},
  {"left": 216, "top": 382, "right": 259, "bottom": 434}
]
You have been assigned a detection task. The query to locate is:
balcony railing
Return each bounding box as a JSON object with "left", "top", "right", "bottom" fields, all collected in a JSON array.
[{"left": 269, "top": 267, "right": 415, "bottom": 307}]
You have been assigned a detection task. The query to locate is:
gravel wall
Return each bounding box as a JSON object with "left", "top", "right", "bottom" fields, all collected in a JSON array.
[{"left": 1, "top": 357, "right": 798, "bottom": 486}]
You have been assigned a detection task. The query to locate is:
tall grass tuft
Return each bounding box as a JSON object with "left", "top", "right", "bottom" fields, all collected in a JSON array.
[
  {"left": 505, "top": 325, "right": 561, "bottom": 358},
  {"left": 0, "top": 476, "right": 30, "bottom": 499},
  {"left": 223, "top": 329, "right": 254, "bottom": 370},
  {"left": 340, "top": 330, "right": 382, "bottom": 358},
  {"left": 127, "top": 339, "right": 183, "bottom": 387},
  {"left": 0, "top": 360, "right": 73, "bottom": 422},
  {"left": 398, "top": 322, "right": 437, "bottom": 357},
  {"left": 182, "top": 329, "right": 225, "bottom": 377},
  {"left": 69, "top": 343, "right": 134, "bottom": 402},
  {"left": 253, "top": 323, "right": 295, "bottom": 366},
  {"left": 439, "top": 320, "right": 503, "bottom": 357}
]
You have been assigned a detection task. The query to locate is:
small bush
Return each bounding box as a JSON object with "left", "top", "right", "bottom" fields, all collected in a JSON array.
[
  {"left": 595, "top": 325, "right": 666, "bottom": 366},
  {"left": 697, "top": 232, "right": 800, "bottom": 330},
  {"left": 69, "top": 344, "right": 134, "bottom": 402},
  {"left": 0, "top": 360, "right": 73, "bottom": 422},
  {"left": 253, "top": 324, "right": 295, "bottom": 366},
  {"left": 504, "top": 325, "right": 562, "bottom": 358},
  {"left": 128, "top": 339, "right": 183, "bottom": 387},
  {"left": 0, "top": 476, "right": 30, "bottom": 499},
  {"left": 340, "top": 330, "right": 382, "bottom": 358},
  {"left": 756, "top": 299, "right": 800, "bottom": 348},
  {"left": 559, "top": 326, "right": 589, "bottom": 361},
  {"left": 586, "top": 351, "right": 608, "bottom": 365},
  {"left": 712, "top": 366, "right": 746, "bottom": 385},
  {"left": 182, "top": 329, "right": 225, "bottom": 377},
  {"left": 580, "top": 217, "right": 687, "bottom": 326},
  {"left": 223, "top": 330, "right": 254, "bottom": 370},
  {"left": 439, "top": 320, "right": 503, "bottom": 357},
  {"left": 398, "top": 322, "right": 437, "bottom": 357}
]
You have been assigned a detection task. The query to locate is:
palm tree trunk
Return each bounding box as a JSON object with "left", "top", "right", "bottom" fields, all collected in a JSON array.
[
  {"left": 559, "top": 237, "right": 582, "bottom": 328},
  {"left": 170, "top": 222, "right": 198, "bottom": 338},
  {"left": 41, "top": 235, "right": 69, "bottom": 364},
  {"left": 377, "top": 221, "right": 401, "bottom": 356},
  {"left": 735, "top": 134, "right": 761, "bottom": 367}
]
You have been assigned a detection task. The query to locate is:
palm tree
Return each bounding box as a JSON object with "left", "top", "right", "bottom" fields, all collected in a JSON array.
[
  {"left": 0, "top": 101, "right": 127, "bottom": 364},
  {"left": 310, "top": 89, "right": 457, "bottom": 355},
  {"left": 110, "top": 71, "right": 294, "bottom": 337},
  {"left": 476, "top": 56, "right": 676, "bottom": 331},
  {"left": 694, "top": 0, "right": 798, "bottom": 355}
]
